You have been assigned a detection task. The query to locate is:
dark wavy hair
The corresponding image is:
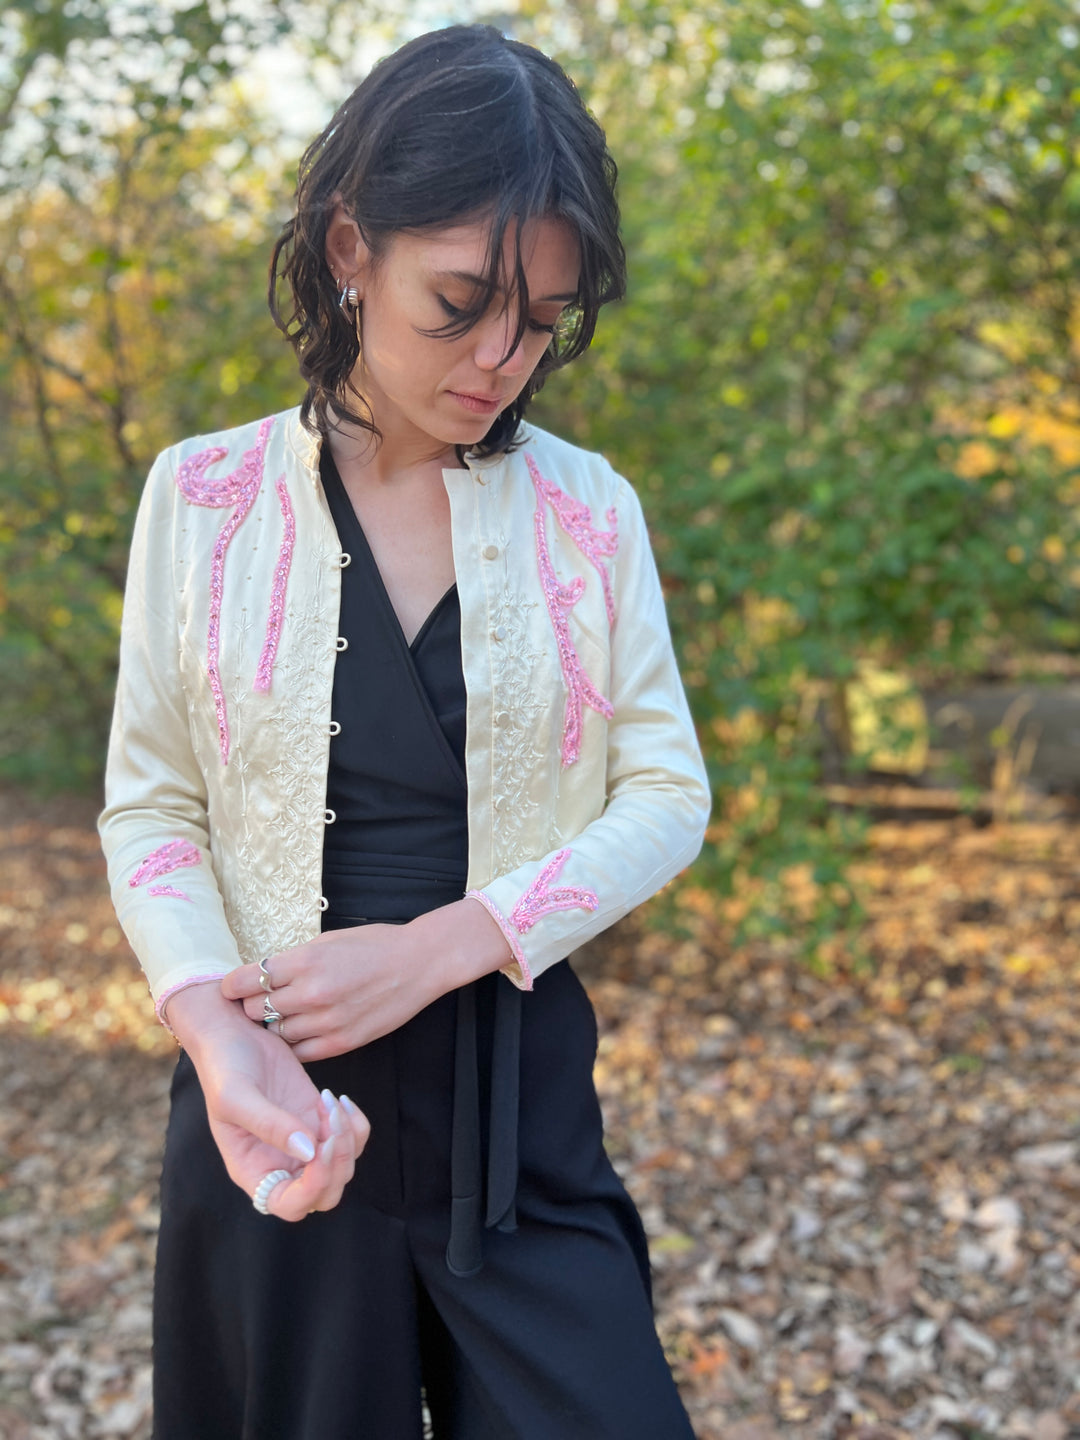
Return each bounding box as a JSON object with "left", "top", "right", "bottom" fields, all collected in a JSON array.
[{"left": 269, "top": 24, "right": 626, "bottom": 459}]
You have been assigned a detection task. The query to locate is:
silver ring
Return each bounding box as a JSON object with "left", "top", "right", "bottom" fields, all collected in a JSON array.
[
  {"left": 263, "top": 996, "right": 284, "bottom": 1025},
  {"left": 252, "top": 1168, "right": 292, "bottom": 1214},
  {"left": 258, "top": 958, "right": 274, "bottom": 993}
]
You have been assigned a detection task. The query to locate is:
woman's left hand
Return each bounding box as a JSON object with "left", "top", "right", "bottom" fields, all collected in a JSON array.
[{"left": 220, "top": 897, "right": 513, "bottom": 1061}]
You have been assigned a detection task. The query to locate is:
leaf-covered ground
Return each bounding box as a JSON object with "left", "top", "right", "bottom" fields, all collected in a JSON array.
[{"left": 2, "top": 788, "right": 1079, "bottom": 1439}]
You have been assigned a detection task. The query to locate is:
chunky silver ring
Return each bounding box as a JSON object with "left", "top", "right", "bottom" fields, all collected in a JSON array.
[
  {"left": 263, "top": 996, "right": 284, "bottom": 1025},
  {"left": 258, "top": 958, "right": 274, "bottom": 993},
  {"left": 252, "top": 1168, "right": 292, "bottom": 1214}
]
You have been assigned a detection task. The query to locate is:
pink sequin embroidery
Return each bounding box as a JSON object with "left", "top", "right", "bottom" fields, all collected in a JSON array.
[
  {"left": 175, "top": 418, "right": 292, "bottom": 762},
  {"left": 527, "top": 456, "right": 618, "bottom": 765},
  {"left": 254, "top": 477, "right": 296, "bottom": 693},
  {"left": 465, "top": 889, "right": 533, "bottom": 990},
  {"left": 508, "top": 848, "right": 598, "bottom": 934},
  {"left": 147, "top": 884, "right": 193, "bottom": 902},
  {"left": 527, "top": 454, "right": 618, "bottom": 625},
  {"left": 129, "top": 838, "right": 201, "bottom": 889}
]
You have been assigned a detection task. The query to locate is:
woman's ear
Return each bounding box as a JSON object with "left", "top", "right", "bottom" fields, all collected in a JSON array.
[{"left": 324, "top": 198, "right": 371, "bottom": 297}]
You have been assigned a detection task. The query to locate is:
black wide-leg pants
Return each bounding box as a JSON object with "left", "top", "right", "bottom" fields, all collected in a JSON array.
[{"left": 152, "top": 962, "right": 696, "bottom": 1439}]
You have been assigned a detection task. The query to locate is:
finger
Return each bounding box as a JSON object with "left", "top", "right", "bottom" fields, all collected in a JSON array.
[
  {"left": 324, "top": 1123, "right": 357, "bottom": 1203},
  {"left": 265, "top": 1139, "right": 333, "bottom": 1221},
  {"left": 290, "top": 1034, "right": 341, "bottom": 1064},
  {"left": 243, "top": 998, "right": 297, "bottom": 1030},
  {"left": 216, "top": 1078, "right": 318, "bottom": 1173},
  {"left": 221, "top": 963, "right": 264, "bottom": 1002},
  {"left": 242, "top": 995, "right": 267, "bottom": 1024},
  {"left": 289, "top": 1132, "right": 350, "bottom": 1216},
  {"left": 310, "top": 1094, "right": 356, "bottom": 1204},
  {"left": 290, "top": 1020, "right": 365, "bottom": 1063},
  {"left": 340, "top": 1094, "right": 371, "bottom": 1159},
  {"left": 242, "top": 993, "right": 290, "bottom": 1027},
  {"left": 222, "top": 957, "right": 291, "bottom": 1003},
  {"left": 278, "top": 1009, "right": 329, "bottom": 1046}
]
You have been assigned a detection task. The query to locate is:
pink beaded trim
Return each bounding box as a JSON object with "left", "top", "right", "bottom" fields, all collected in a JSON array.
[
  {"left": 465, "top": 889, "right": 533, "bottom": 990},
  {"left": 527, "top": 456, "right": 617, "bottom": 766},
  {"left": 526, "top": 454, "right": 618, "bottom": 625},
  {"left": 130, "top": 838, "right": 200, "bottom": 889},
  {"left": 155, "top": 972, "right": 229, "bottom": 1036},
  {"left": 508, "top": 848, "right": 598, "bottom": 934},
  {"left": 254, "top": 477, "right": 295, "bottom": 693},
  {"left": 175, "top": 418, "right": 292, "bottom": 762},
  {"left": 147, "top": 884, "right": 194, "bottom": 902}
]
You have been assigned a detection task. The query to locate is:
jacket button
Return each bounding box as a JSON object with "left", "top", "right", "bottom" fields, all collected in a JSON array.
[
  {"left": 317, "top": 896, "right": 329, "bottom": 912},
  {"left": 492, "top": 625, "right": 506, "bottom": 642},
  {"left": 495, "top": 711, "right": 510, "bottom": 728},
  {"left": 482, "top": 544, "right": 499, "bottom": 560},
  {"left": 329, "top": 720, "right": 342, "bottom": 736},
  {"left": 324, "top": 809, "right": 336, "bottom": 825},
  {"left": 337, "top": 552, "right": 352, "bottom": 569},
  {"left": 335, "top": 636, "right": 348, "bottom": 651}
]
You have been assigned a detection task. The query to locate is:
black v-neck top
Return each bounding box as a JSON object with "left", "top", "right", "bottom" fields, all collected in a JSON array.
[{"left": 319, "top": 447, "right": 470, "bottom": 923}]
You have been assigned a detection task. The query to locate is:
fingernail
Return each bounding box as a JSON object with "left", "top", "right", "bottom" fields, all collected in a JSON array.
[
  {"left": 287, "top": 1131, "right": 316, "bottom": 1163},
  {"left": 328, "top": 1100, "right": 346, "bottom": 1136},
  {"left": 321, "top": 1134, "right": 336, "bottom": 1164},
  {"left": 320, "top": 1087, "right": 338, "bottom": 1114},
  {"left": 339, "top": 1093, "right": 361, "bottom": 1118}
]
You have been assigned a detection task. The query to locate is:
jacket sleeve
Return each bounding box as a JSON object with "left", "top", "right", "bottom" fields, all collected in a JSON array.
[
  {"left": 98, "top": 447, "right": 241, "bottom": 1023},
  {"left": 468, "top": 472, "right": 711, "bottom": 989}
]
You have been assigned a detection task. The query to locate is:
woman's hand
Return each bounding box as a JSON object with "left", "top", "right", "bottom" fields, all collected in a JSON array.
[
  {"left": 165, "top": 983, "right": 371, "bottom": 1219},
  {"left": 221, "top": 897, "right": 513, "bottom": 1062}
]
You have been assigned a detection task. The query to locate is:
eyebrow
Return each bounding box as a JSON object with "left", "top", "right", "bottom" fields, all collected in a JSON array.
[{"left": 434, "top": 269, "right": 579, "bottom": 304}]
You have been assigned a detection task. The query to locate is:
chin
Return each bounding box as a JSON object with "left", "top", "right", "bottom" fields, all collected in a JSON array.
[{"left": 441, "top": 417, "right": 499, "bottom": 449}]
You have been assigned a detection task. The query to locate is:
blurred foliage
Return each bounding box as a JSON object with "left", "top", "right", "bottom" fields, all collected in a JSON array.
[
  {"left": 0, "top": 0, "right": 302, "bottom": 785},
  {"left": 521, "top": 0, "right": 1080, "bottom": 932},
  {"left": 2, "top": 0, "right": 1079, "bottom": 938}
]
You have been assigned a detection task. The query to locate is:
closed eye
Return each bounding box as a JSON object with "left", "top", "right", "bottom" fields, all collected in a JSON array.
[{"left": 437, "top": 294, "right": 560, "bottom": 337}]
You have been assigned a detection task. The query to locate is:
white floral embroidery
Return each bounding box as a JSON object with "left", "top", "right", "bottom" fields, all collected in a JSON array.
[
  {"left": 487, "top": 583, "right": 554, "bottom": 876},
  {"left": 218, "top": 542, "right": 338, "bottom": 965}
]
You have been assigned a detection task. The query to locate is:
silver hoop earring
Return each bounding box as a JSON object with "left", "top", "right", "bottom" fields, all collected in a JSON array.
[{"left": 337, "top": 276, "right": 359, "bottom": 312}]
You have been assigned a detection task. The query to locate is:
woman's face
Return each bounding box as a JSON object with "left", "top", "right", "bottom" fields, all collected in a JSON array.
[{"left": 326, "top": 210, "right": 581, "bottom": 459}]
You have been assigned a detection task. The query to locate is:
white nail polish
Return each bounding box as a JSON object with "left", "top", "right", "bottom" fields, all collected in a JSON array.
[
  {"left": 287, "top": 1131, "right": 316, "bottom": 1163},
  {"left": 328, "top": 1101, "right": 346, "bottom": 1137},
  {"left": 339, "top": 1093, "right": 361, "bottom": 1119},
  {"left": 320, "top": 1087, "right": 338, "bottom": 1113},
  {"left": 321, "top": 1134, "right": 336, "bottom": 1164}
]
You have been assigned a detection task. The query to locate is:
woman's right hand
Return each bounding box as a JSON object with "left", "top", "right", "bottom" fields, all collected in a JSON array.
[{"left": 163, "top": 982, "right": 370, "bottom": 1220}]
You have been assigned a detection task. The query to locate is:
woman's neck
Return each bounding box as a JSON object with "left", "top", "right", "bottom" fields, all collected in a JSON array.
[{"left": 324, "top": 406, "right": 460, "bottom": 490}]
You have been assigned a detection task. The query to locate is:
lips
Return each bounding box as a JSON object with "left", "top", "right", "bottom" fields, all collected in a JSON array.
[{"left": 449, "top": 390, "right": 504, "bottom": 415}]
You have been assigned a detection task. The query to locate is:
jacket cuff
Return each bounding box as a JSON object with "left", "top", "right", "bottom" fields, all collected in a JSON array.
[
  {"left": 155, "top": 972, "right": 230, "bottom": 1036},
  {"left": 463, "top": 890, "right": 533, "bottom": 991}
]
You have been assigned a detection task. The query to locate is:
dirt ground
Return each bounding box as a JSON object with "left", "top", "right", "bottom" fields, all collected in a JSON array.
[{"left": 2, "top": 786, "right": 1080, "bottom": 1439}]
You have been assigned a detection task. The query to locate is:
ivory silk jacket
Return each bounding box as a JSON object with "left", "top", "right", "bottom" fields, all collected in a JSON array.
[{"left": 99, "top": 407, "right": 711, "bottom": 1017}]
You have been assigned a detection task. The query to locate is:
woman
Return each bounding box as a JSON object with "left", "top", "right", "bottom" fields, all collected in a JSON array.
[{"left": 100, "top": 23, "right": 710, "bottom": 1440}]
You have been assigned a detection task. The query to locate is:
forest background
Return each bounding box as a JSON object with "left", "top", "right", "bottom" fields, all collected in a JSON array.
[
  {"left": 4, "top": 4, "right": 1080, "bottom": 1435},
  {"left": 3, "top": 0, "right": 1080, "bottom": 932},
  {"left": 3, "top": 0, "right": 1079, "bottom": 944}
]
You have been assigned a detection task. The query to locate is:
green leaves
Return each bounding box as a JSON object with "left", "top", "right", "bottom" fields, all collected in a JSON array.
[
  {"left": 0, "top": 5, "right": 302, "bottom": 787},
  {"left": 4, "top": 0, "right": 1078, "bottom": 952},
  {"left": 527, "top": 0, "right": 1080, "bottom": 937}
]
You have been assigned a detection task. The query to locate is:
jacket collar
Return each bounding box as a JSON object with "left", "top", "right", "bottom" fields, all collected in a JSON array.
[{"left": 281, "top": 403, "right": 517, "bottom": 484}]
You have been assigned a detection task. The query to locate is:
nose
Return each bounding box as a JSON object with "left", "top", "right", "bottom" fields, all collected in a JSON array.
[{"left": 473, "top": 309, "right": 529, "bottom": 375}]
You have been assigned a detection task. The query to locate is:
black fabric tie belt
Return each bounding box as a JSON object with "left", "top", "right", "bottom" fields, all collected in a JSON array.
[
  {"left": 446, "top": 977, "right": 523, "bottom": 1277},
  {"left": 321, "top": 863, "right": 522, "bottom": 1278}
]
